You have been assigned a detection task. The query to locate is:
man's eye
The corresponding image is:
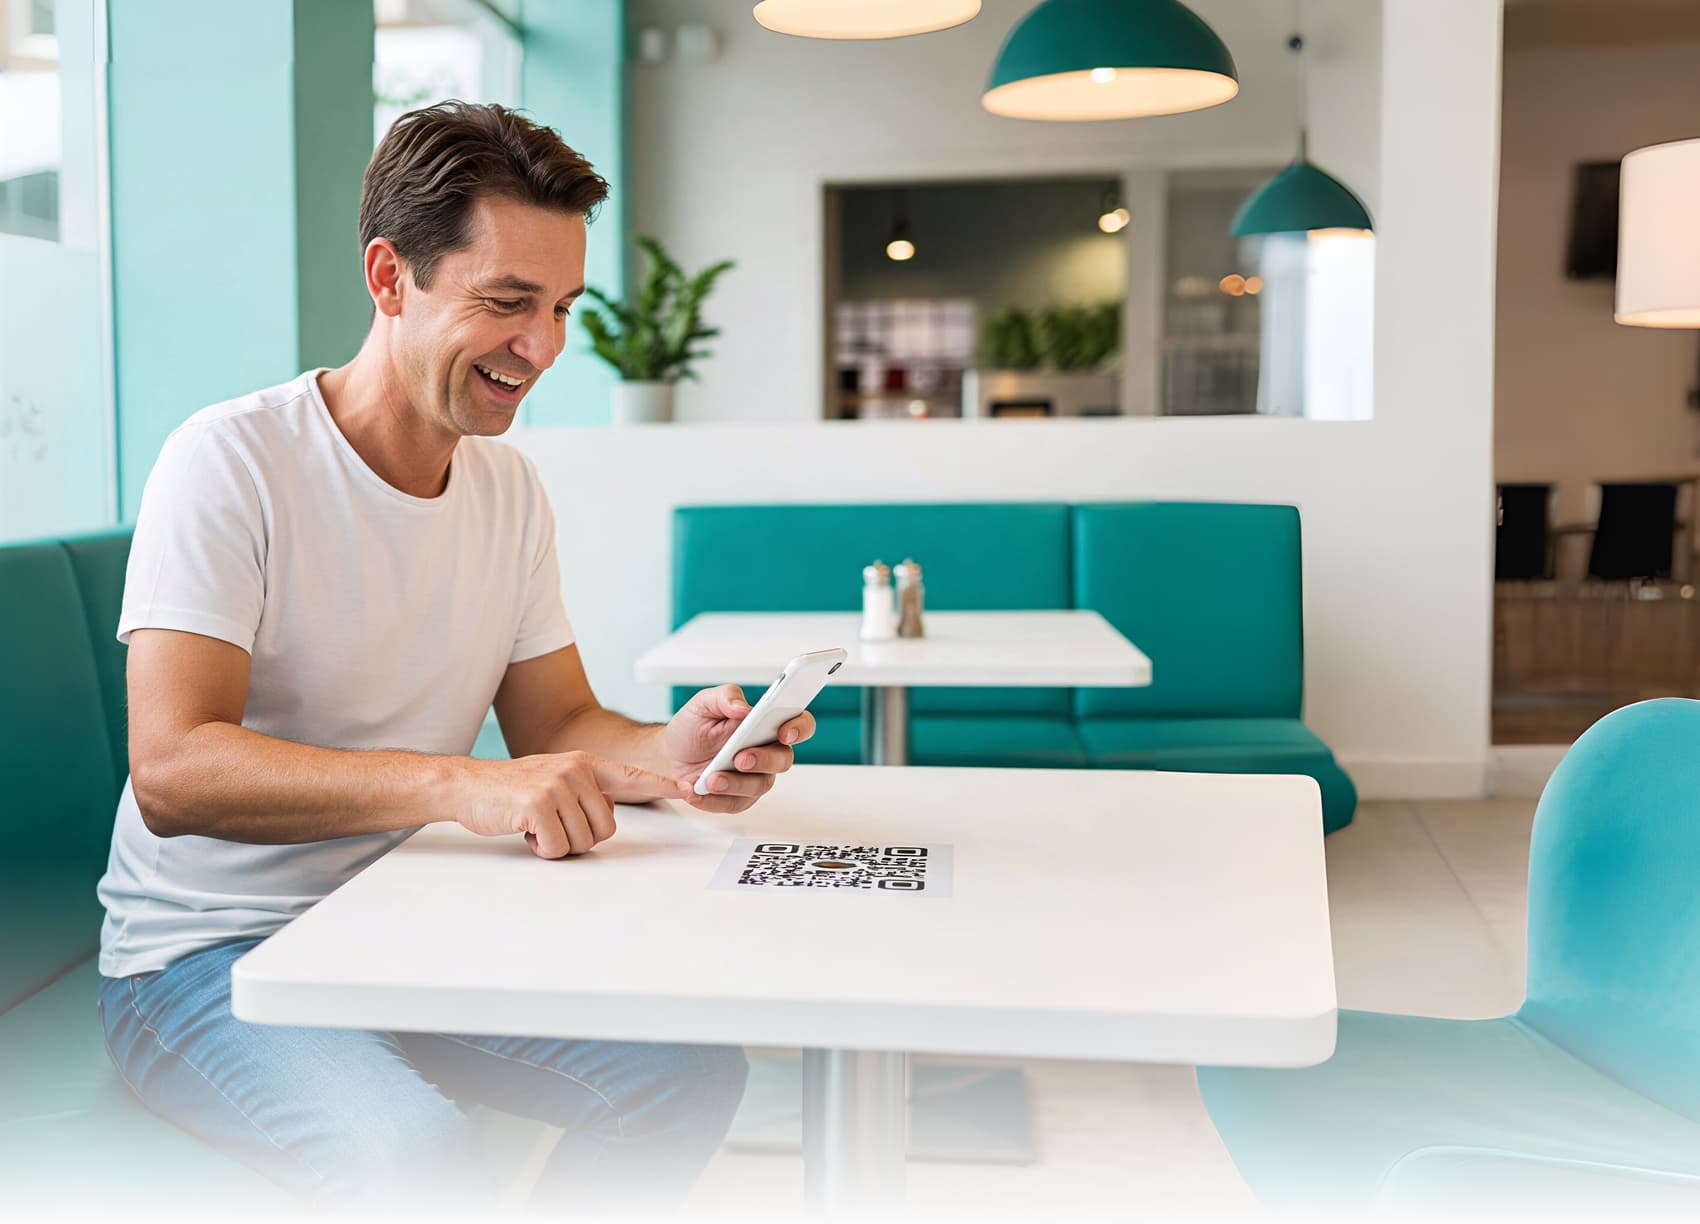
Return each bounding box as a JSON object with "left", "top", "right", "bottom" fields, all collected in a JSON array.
[
  {"left": 555, "top": 306, "right": 572, "bottom": 319},
  {"left": 489, "top": 298, "right": 523, "bottom": 312}
]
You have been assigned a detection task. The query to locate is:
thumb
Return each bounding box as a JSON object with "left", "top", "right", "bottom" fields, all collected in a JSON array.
[
  {"left": 592, "top": 757, "right": 692, "bottom": 799},
  {"left": 692, "top": 683, "right": 750, "bottom": 719}
]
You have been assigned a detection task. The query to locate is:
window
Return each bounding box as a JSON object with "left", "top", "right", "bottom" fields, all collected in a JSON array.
[
  {"left": 1, "top": 0, "right": 116, "bottom": 543},
  {"left": 374, "top": 0, "right": 521, "bottom": 142}
]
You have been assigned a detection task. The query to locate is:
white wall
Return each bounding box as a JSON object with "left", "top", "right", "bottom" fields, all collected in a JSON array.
[
  {"left": 508, "top": 0, "right": 1501, "bottom": 800},
  {"left": 1495, "top": 40, "right": 1700, "bottom": 526},
  {"left": 625, "top": 0, "right": 1380, "bottom": 425}
]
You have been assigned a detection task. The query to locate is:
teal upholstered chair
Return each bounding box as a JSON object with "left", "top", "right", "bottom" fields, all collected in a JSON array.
[
  {"left": 1073, "top": 503, "right": 1356, "bottom": 832},
  {"left": 1197, "top": 699, "right": 1700, "bottom": 1212},
  {"left": 672, "top": 503, "right": 1089, "bottom": 768}
]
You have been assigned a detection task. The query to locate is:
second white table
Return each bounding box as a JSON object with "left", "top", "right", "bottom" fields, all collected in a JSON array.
[{"left": 634, "top": 610, "right": 1154, "bottom": 765}]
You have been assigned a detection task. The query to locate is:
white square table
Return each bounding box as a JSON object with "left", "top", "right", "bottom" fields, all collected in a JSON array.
[
  {"left": 634, "top": 611, "right": 1154, "bottom": 766},
  {"left": 232, "top": 766, "right": 1336, "bottom": 1210}
]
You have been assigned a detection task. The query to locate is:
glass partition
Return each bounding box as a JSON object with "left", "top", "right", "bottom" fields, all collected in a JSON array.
[{"left": 0, "top": 0, "right": 115, "bottom": 542}]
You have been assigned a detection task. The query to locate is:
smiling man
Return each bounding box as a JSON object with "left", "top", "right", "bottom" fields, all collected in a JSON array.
[{"left": 94, "top": 103, "right": 810, "bottom": 1212}]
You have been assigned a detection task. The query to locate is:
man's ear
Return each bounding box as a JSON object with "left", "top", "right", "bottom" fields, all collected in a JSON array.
[{"left": 365, "top": 238, "right": 406, "bottom": 318}]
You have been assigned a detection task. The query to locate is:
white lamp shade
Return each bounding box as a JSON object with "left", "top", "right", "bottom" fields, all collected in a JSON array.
[
  {"left": 753, "top": 0, "right": 980, "bottom": 40},
  {"left": 1617, "top": 137, "right": 1700, "bottom": 328}
]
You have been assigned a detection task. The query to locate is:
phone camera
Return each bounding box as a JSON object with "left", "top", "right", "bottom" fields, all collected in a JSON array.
[{"left": 828, "top": 661, "right": 843, "bottom": 675}]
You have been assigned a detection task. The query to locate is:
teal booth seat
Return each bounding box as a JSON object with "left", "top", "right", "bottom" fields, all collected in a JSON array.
[
  {"left": 1073, "top": 503, "right": 1355, "bottom": 833},
  {"left": 1197, "top": 699, "right": 1700, "bottom": 1212},
  {"left": 673, "top": 503, "right": 1089, "bottom": 768},
  {"left": 0, "top": 530, "right": 288, "bottom": 1206},
  {"left": 672, "top": 502, "right": 1355, "bottom": 831}
]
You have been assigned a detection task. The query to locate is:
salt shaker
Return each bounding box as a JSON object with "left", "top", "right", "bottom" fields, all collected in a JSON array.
[
  {"left": 894, "top": 559, "right": 925, "bottom": 638},
  {"left": 860, "top": 561, "right": 896, "bottom": 640}
]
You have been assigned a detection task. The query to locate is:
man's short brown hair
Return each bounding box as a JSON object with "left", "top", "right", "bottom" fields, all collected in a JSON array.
[{"left": 359, "top": 101, "right": 609, "bottom": 290}]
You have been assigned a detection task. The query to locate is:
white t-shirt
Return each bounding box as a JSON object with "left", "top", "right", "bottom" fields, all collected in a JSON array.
[{"left": 98, "top": 370, "right": 573, "bottom": 977}]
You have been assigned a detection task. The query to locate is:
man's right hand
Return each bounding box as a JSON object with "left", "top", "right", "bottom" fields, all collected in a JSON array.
[{"left": 451, "top": 751, "right": 691, "bottom": 859}]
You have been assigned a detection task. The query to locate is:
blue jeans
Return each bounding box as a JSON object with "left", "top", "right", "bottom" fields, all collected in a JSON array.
[{"left": 99, "top": 938, "right": 749, "bottom": 1211}]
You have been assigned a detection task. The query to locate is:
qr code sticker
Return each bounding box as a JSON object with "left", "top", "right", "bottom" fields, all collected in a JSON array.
[{"left": 710, "top": 840, "right": 953, "bottom": 897}]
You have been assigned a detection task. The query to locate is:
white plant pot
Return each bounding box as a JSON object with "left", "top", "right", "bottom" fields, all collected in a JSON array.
[{"left": 611, "top": 380, "right": 675, "bottom": 425}]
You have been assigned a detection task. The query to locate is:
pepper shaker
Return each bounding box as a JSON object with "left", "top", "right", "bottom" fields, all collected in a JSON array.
[
  {"left": 860, "top": 561, "right": 896, "bottom": 640},
  {"left": 894, "top": 559, "right": 925, "bottom": 638}
]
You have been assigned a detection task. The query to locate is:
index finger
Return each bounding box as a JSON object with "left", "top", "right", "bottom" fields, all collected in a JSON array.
[{"left": 590, "top": 757, "right": 692, "bottom": 799}]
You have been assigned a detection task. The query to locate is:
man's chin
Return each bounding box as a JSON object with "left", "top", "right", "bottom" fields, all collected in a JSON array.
[
  {"left": 464, "top": 410, "right": 518, "bottom": 437},
  {"left": 454, "top": 393, "right": 524, "bottom": 437}
]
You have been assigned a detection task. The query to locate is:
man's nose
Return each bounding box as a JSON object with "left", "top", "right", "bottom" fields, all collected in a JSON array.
[{"left": 509, "top": 316, "right": 560, "bottom": 373}]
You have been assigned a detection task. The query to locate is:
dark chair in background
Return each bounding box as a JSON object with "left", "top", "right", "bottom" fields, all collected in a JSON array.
[
  {"left": 1495, "top": 483, "right": 1554, "bottom": 580},
  {"left": 1588, "top": 482, "right": 1680, "bottom": 581}
]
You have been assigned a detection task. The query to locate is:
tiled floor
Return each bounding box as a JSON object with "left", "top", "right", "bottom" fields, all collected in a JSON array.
[{"left": 682, "top": 799, "right": 1539, "bottom": 1220}]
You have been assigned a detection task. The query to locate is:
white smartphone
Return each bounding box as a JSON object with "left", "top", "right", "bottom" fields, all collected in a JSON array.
[{"left": 694, "top": 647, "right": 848, "bottom": 796}]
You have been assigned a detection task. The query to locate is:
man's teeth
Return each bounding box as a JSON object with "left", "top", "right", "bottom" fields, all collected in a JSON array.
[{"left": 476, "top": 365, "right": 524, "bottom": 388}]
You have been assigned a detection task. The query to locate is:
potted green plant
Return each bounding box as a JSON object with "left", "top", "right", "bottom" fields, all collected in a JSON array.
[
  {"left": 982, "top": 307, "right": 1043, "bottom": 370},
  {"left": 580, "top": 235, "right": 734, "bottom": 424},
  {"left": 1036, "top": 302, "right": 1120, "bottom": 371}
]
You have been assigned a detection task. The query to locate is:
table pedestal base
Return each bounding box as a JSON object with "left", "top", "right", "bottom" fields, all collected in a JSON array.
[
  {"left": 802, "top": 1049, "right": 907, "bottom": 1209},
  {"left": 861, "top": 686, "right": 910, "bottom": 767},
  {"left": 730, "top": 1054, "right": 1038, "bottom": 1169}
]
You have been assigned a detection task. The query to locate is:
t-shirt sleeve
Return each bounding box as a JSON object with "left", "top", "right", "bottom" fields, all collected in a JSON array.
[
  {"left": 509, "top": 459, "right": 575, "bottom": 664},
  {"left": 117, "top": 425, "right": 267, "bottom": 652}
]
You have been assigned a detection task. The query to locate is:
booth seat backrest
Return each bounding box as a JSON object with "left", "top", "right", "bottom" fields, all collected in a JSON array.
[
  {"left": 1072, "top": 503, "right": 1304, "bottom": 719},
  {"left": 672, "top": 504, "right": 1074, "bottom": 716},
  {"left": 0, "top": 531, "right": 132, "bottom": 870}
]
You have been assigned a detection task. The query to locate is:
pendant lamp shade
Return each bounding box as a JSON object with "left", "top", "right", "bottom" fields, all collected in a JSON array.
[
  {"left": 1616, "top": 137, "right": 1700, "bottom": 328},
  {"left": 754, "top": 0, "right": 981, "bottom": 40},
  {"left": 983, "top": 0, "right": 1238, "bottom": 121},
  {"left": 1231, "top": 154, "right": 1373, "bottom": 237}
]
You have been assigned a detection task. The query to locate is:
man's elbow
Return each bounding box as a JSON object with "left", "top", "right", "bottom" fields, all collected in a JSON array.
[{"left": 129, "top": 758, "right": 190, "bottom": 838}]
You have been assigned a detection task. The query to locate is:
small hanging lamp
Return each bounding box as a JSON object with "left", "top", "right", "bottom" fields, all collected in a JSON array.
[
  {"left": 1232, "top": 33, "right": 1372, "bottom": 237},
  {"left": 983, "top": 0, "right": 1238, "bottom": 122},
  {"left": 886, "top": 193, "right": 916, "bottom": 262},
  {"left": 1098, "top": 185, "right": 1130, "bottom": 234},
  {"left": 754, "top": 0, "right": 981, "bottom": 40}
]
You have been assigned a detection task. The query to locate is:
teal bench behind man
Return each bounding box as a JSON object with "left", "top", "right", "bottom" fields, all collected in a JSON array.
[{"left": 0, "top": 529, "right": 288, "bottom": 1207}]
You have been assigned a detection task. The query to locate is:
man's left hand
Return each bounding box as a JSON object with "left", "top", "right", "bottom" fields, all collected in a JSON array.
[{"left": 658, "top": 684, "right": 816, "bottom": 813}]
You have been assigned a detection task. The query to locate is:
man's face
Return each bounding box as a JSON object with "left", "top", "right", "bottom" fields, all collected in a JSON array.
[{"left": 392, "top": 194, "right": 587, "bottom": 437}]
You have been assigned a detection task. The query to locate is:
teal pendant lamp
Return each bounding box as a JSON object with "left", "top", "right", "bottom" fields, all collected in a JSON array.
[
  {"left": 1232, "top": 34, "right": 1372, "bottom": 237},
  {"left": 983, "top": 0, "right": 1238, "bottom": 121}
]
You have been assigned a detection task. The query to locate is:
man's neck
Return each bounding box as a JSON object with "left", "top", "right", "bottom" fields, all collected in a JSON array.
[{"left": 317, "top": 346, "right": 458, "bottom": 500}]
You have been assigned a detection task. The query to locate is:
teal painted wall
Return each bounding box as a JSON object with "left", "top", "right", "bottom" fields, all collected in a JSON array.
[
  {"left": 518, "top": 0, "right": 624, "bottom": 426},
  {"left": 293, "top": 0, "right": 376, "bottom": 374},
  {"left": 109, "top": 0, "right": 372, "bottom": 518}
]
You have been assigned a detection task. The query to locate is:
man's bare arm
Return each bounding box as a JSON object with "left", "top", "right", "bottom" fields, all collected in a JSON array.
[
  {"left": 493, "top": 645, "right": 672, "bottom": 790},
  {"left": 494, "top": 645, "right": 814, "bottom": 813},
  {"left": 127, "top": 628, "right": 685, "bottom": 856}
]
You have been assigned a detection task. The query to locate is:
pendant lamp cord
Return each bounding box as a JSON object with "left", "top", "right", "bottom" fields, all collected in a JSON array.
[{"left": 1291, "top": 0, "right": 1308, "bottom": 161}]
